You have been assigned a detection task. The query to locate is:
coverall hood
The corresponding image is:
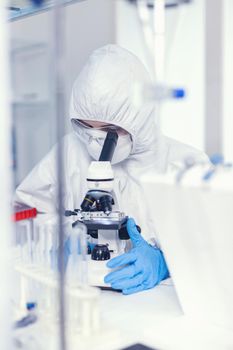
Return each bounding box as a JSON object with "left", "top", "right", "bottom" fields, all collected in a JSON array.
[{"left": 69, "top": 44, "right": 160, "bottom": 166}]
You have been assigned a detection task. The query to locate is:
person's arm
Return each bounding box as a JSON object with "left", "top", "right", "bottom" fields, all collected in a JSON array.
[{"left": 14, "top": 145, "right": 58, "bottom": 214}]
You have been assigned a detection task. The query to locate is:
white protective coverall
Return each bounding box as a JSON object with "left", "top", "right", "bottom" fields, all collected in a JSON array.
[{"left": 15, "top": 45, "right": 207, "bottom": 242}]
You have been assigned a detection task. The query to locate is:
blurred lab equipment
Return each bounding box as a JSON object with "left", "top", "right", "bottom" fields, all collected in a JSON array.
[
  {"left": 13, "top": 214, "right": 101, "bottom": 338},
  {"left": 14, "top": 302, "right": 38, "bottom": 328},
  {"left": 13, "top": 203, "right": 37, "bottom": 222},
  {"left": 142, "top": 156, "right": 233, "bottom": 330},
  {"left": 8, "top": 0, "right": 87, "bottom": 20},
  {"left": 129, "top": 0, "right": 186, "bottom": 113},
  {"left": 127, "top": 0, "right": 192, "bottom": 8},
  {"left": 31, "top": 0, "right": 44, "bottom": 6},
  {"left": 132, "top": 82, "right": 185, "bottom": 108},
  {"left": 65, "top": 131, "right": 139, "bottom": 288}
]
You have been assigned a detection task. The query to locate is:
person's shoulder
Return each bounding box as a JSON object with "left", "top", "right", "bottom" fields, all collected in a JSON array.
[{"left": 163, "top": 136, "right": 209, "bottom": 169}]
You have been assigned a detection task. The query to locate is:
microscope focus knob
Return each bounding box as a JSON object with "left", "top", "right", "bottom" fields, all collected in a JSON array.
[{"left": 91, "top": 244, "right": 110, "bottom": 261}]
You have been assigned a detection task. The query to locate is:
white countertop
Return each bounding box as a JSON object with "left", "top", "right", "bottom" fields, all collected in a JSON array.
[
  {"left": 98, "top": 279, "right": 182, "bottom": 349},
  {"left": 13, "top": 279, "right": 179, "bottom": 350},
  {"left": 13, "top": 279, "right": 233, "bottom": 350},
  {"left": 98, "top": 280, "right": 233, "bottom": 350}
]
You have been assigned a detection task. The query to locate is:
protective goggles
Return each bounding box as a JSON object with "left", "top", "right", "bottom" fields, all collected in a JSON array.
[{"left": 74, "top": 119, "right": 129, "bottom": 135}]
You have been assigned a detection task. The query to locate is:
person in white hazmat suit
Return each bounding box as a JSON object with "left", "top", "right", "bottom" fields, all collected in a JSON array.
[{"left": 15, "top": 45, "right": 207, "bottom": 294}]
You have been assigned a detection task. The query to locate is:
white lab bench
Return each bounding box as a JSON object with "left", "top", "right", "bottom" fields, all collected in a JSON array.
[
  {"left": 14, "top": 279, "right": 233, "bottom": 350},
  {"left": 99, "top": 279, "right": 182, "bottom": 350},
  {"left": 99, "top": 280, "right": 233, "bottom": 350}
]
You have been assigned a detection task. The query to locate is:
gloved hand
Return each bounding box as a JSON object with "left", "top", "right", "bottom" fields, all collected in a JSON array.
[{"left": 104, "top": 218, "right": 169, "bottom": 295}]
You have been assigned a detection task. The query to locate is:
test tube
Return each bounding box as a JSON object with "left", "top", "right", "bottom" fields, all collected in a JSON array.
[
  {"left": 17, "top": 220, "right": 32, "bottom": 265},
  {"left": 66, "top": 222, "right": 89, "bottom": 330},
  {"left": 67, "top": 222, "right": 88, "bottom": 287},
  {"left": 67, "top": 224, "right": 101, "bottom": 336},
  {"left": 40, "top": 222, "right": 59, "bottom": 318},
  {"left": 16, "top": 220, "right": 36, "bottom": 310}
]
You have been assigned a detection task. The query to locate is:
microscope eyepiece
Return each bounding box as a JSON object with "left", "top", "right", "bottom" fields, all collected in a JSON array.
[{"left": 99, "top": 131, "right": 118, "bottom": 162}]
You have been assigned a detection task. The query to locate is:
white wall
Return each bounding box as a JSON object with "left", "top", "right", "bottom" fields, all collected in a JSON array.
[{"left": 116, "top": 0, "right": 205, "bottom": 151}]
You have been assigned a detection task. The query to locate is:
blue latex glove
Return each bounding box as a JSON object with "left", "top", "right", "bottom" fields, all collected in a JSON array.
[{"left": 104, "top": 218, "right": 169, "bottom": 295}]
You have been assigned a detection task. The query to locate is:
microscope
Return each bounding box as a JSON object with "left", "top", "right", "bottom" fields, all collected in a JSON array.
[{"left": 65, "top": 131, "right": 139, "bottom": 288}]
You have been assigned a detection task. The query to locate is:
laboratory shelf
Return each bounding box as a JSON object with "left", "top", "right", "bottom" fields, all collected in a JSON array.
[{"left": 8, "top": 0, "right": 86, "bottom": 21}]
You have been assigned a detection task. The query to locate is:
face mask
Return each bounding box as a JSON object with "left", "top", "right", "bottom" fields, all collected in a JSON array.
[
  {"left": 87, "top": 131, "right": 132, "bottom": 164},
  {"left": 73, "top": 121, "right": 132, "bottom": 164}
]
